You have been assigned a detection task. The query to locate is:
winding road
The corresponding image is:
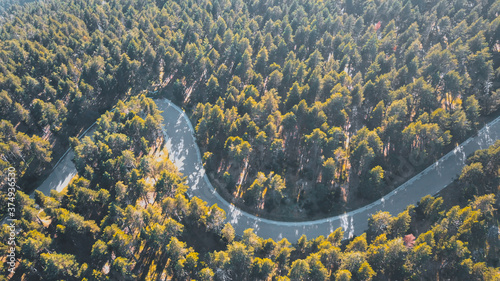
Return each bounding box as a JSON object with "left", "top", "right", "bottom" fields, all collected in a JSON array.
[{"left": 35, "top": 98, "right": 500, "bottom": 242}]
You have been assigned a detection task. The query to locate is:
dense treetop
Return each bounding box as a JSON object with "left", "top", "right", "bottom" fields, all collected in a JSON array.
[
  {"left": 0, "top": 0, "right": 500, "bottom": 278},
  {"left": 2, "top": 96, "right": 500, "bottom": 280},
  {"left": 0, "top": 0, "right": 499, "bottom": 218}
]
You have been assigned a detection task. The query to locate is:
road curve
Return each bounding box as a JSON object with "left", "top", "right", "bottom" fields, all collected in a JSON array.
[
  {"left": 35, "top": 98, "right": 500, "bottom": 242},
  {"left": 157, "top": 99, "right": 500, "bottom": 241}
]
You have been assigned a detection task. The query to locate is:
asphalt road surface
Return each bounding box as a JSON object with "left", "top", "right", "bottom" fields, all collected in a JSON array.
[
  {"left": 32, "top": 126, "right": 97, "bottom": 198},
  {"left": 34, "top": 98, "right": 500, "bottom": 242}
]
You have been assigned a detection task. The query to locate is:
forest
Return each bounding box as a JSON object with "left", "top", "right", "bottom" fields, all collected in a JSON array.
[
  {"left": 0, "top": 0, "right": 500, "bottom": 279},
  {"left": 0, "top": 95, "right": 499, "bottom": 280},
  {"left": 1, "top": 0, "right": 499, "bottom": 220}
]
